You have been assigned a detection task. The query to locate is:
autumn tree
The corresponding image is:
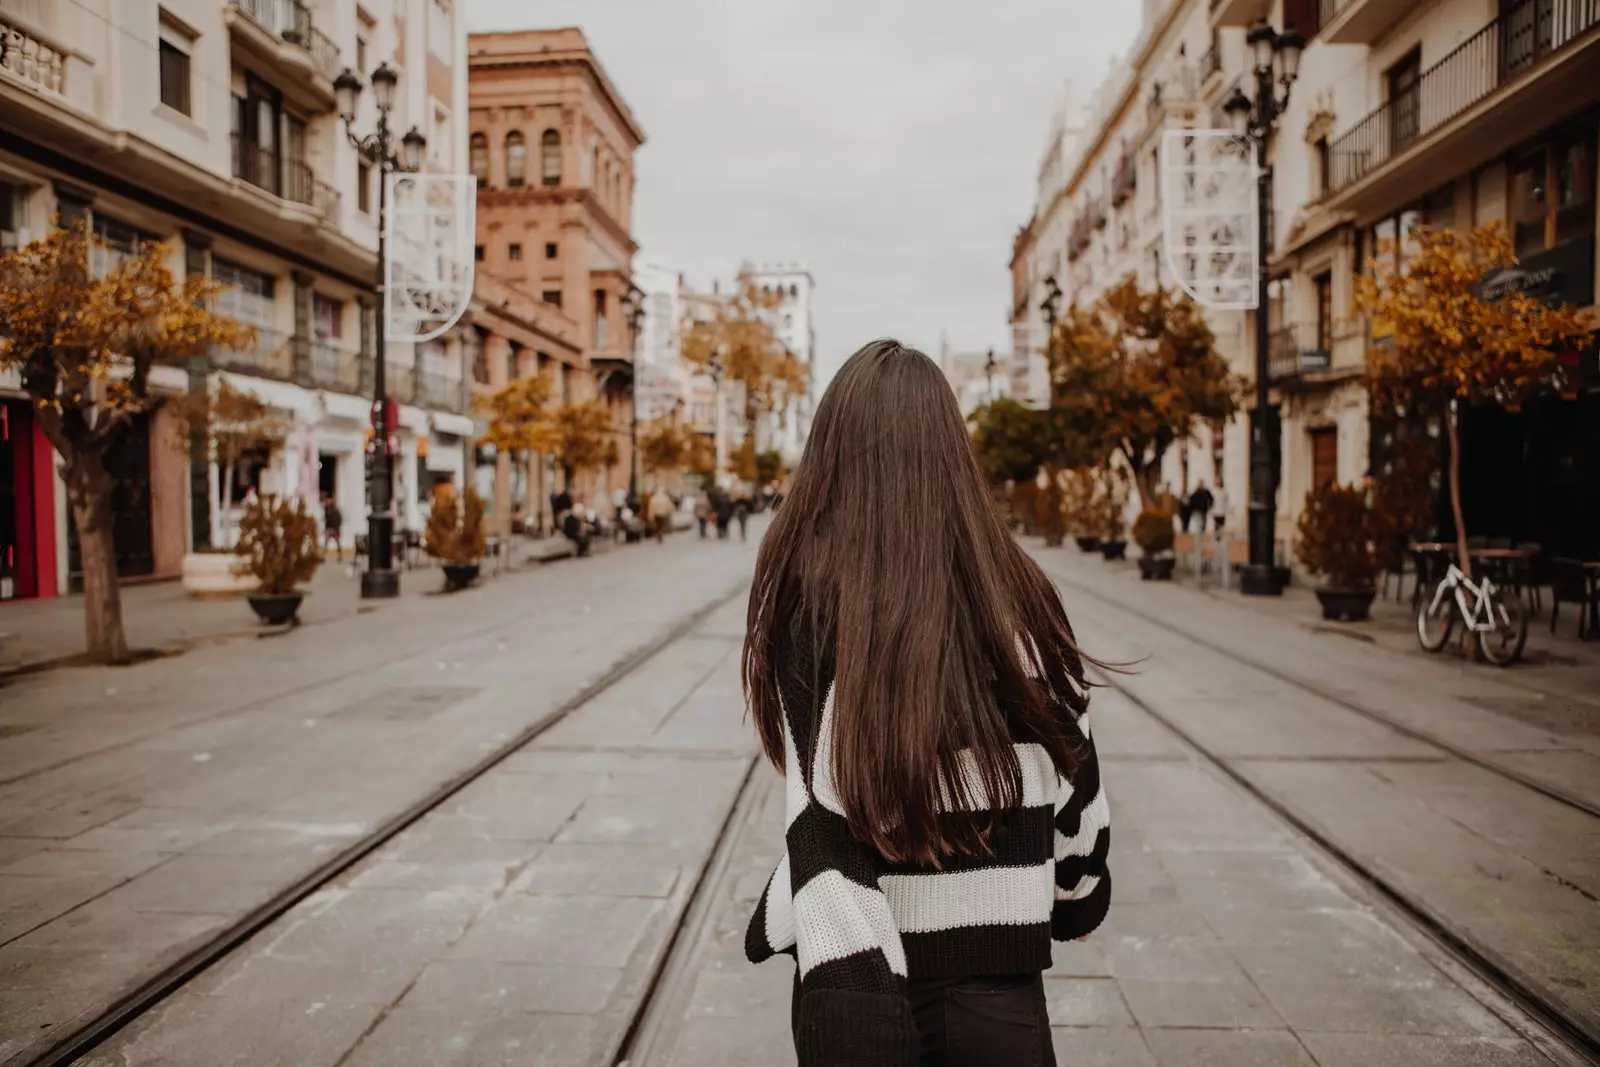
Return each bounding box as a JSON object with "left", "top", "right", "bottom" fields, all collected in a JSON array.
[
  {"left": 639, "top": 418, "right": 692, "bottom": 477},
  {"left": 1354, "top": 222, "right": 1594, "bottom": 577},
  {"left": 679, "top": 281, "right": 806, "bottom": 448},
  {"left": 0, "top": 223, "right": 252, "bottom": 662},
  {"left": 969, "top": 398, "right": 1049, "bottom": 486},
  {"left": 479, "top": 373, "right": 555, "bottom": 456},
  {"left": 543, "top": 400, "right": 619, "bottom": 486},
  {"left": 1048, "top": 279, "right": 1239, "bottom": 510},
  {"left": 166, "top": 380, "right": 284, "bottom": 549}
]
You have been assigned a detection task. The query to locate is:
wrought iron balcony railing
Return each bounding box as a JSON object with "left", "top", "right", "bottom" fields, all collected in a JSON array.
[
  {"left": 1268, "top": 323, "right": 1332, "bottom": 381},
  {"left": 229, "top": 0, "right": 341, "bottom": 80},
  {"left": 417, "top": 371, "right": 466, "bottom": 412},
  {"left": 218, "top": 328, "right": 293, "bottom": 379},
  {"left": 308, "top": 341, "right": 361, "bottom": 392},
  {"left": 232, "top": 134, "right": 341, "bottom": 222},
  {"left": 1328, "top": 0, "right": 1600, "bottom": 193},
  {"left": 0, "top": 15, "right": 67, "bottom": 99}
]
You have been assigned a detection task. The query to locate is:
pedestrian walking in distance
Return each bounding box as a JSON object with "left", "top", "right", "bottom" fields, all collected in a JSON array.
[
  {"left": 694, "top": 491, "right": 710, "bottom": 539},
  {"left": 648, "top": 486, "right": 674, "bottom": 544},
  {"left": 715, "top": 489, "right": 734, "bottom": 541},
  {"left": 734, "top": 491, "right": 750, "bottom": 542},
  {"left": 321, "top": 495, "right": 342, "bottom": 559},
  {"left": 1186, "top": 481, "right": 1215, "bottom": 533},
  {"left": 743, "top": 340, "right": 1111, "bottom": 1066}
]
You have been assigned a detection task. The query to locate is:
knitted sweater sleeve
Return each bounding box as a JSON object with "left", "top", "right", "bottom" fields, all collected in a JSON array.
[
  {"left": 748, "top": 628, "right": 917, "bottom": 1067},
  {"left": 1051, "top": 705, "right": 1112, "bottom": 941}
]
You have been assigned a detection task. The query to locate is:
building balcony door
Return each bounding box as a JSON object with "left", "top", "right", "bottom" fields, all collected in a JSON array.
[{"left": 1310, "top": 426, "right": 1339, "bottom": 490}]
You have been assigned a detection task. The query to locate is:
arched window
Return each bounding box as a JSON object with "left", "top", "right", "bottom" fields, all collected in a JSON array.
[
  {"left": 541, "top": 129, "right": 561, "bottom": 186},
  {"left": 469, "top": 132, "right": 488, "bottom": 187},
  {"left": 505, "top": 131, "right": 526, "bottom": 187}
]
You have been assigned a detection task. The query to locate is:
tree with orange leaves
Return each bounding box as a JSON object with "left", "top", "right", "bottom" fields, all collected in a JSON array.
[
  {"left": 0, "top": 223, "right": 253, "bottom": 662},
  {"left": 679, "top": 280, "right": 806, "bottom": 457},
  {"left": 478, "top": 373, "right": 556, "bottom": 457},
  {"left": 543, "top": 400, "right": 620, "bottom": 487},
  {"left": 639, "top": 417, "right": 692, "bottom": 479},
  {"left": 1354, "top": 222, "right": 1594, "bottom": 578},
  {"left": 1047, "top": 278, "right": 1239, "bottom": 512}
]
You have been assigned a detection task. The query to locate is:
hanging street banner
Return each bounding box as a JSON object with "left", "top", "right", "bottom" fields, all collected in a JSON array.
[
  {"left": 1160, "top": 130, "right": 1258, "bottom": 311},
  {"left": 384, "top": 173, "right": 476, "bottom": 342}
]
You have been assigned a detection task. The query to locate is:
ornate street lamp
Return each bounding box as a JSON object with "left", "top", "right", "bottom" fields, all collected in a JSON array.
[
  {"left": 984, "top": 347, "right": 997, "bottom": 404},
  {"left": 335, "top": 62, "right": 427, "bottom": 599},
  {"left": 1222, "top": 16, "right": 1303, "bottom": 597},
  {"left": 621, "top": 281, "right": 646, "bottom": 503}
]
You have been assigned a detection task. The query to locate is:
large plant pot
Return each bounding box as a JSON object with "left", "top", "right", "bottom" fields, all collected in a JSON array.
[
  {"left": 1100, "top": 540, "right": 1128, "bottom": 560},
  {"left": 247, "top": 592, "right": 303, "bottom": 626},
  {"left": 442, "top": 562, "right": 480, "bottom": 592},
  {"left": 1138, "top": 556, "right": 1176, "bottom": 581},
  {"left": 1315, "top": 587, "right": 1375, "bottom": 622},
  {"left": 182, "top": 552, "right": 254, "bottom": 599},
  {"left": 1074, "top": 537, "right": 1101, "bottom": 553}
]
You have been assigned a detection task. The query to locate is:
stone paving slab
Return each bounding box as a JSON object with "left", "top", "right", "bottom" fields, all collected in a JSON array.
[
  {"left": 0, "top": 526, "right": 763, "bottom": 1066},
  {"left": 1033, "top": 545, "right": 1599, "bottom": 1054},
  {"left": 70, "top": 597, "right": 760, "bottom": 1067},
  {"left": 634, "top": 683, "right": 1568, "bottom": 1067}
]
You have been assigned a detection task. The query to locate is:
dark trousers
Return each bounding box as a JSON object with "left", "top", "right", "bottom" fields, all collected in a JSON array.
[
  {"left": 793, "top": 973, "right": 1055, "bottom": 1067},
  {"left": 697, "top": 517, "right": 708, "bottom": 539}
]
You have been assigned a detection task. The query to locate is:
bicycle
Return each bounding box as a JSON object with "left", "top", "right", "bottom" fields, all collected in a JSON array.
[{"left": 1416, "top": 561, "right": 1529, "bottom": 666}]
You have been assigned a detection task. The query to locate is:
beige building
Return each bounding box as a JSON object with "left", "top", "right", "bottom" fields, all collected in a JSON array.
[
  {"left": 466, "top": 27, "right": 644, "bottom": 509},
  {"left": 1013, "top": 0, "right": 1600, "bottom": 561}
]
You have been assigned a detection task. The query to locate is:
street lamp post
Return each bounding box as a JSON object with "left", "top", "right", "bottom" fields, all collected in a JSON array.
[
  {"left": 334, "top": 62, "right": 426, "bottom": 600},
  {"left": 621, "top": 282, "right": 646, "bottom": 502},
  {"left": 1223, "top": 17, "right": 1303, "bottom": 598},
  {"left": 984, "top": 347, "right": 997, "bottom": 405}
]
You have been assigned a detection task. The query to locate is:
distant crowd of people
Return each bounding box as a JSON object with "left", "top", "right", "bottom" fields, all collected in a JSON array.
[{"left": 550, "top": 481, "right": 785, "bottom": 557}]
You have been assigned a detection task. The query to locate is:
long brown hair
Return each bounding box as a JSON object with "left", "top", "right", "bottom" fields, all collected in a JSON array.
[{"left": 743, "top": 339, "right": 1091, "bottom": 865}]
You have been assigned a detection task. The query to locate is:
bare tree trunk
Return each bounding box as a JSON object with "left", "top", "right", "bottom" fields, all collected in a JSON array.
[{"left": 64, "top": 452, "right": 130, "bottom": 664}]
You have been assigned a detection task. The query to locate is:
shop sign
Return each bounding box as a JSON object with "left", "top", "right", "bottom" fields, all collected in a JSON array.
[{"left": 1476, "top": 238, "right": 1595, "bottom": 308}]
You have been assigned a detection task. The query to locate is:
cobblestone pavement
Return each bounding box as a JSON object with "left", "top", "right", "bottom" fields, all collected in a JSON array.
[{"left": 0, "top": 525, "right": 758, "bottom": 1065}]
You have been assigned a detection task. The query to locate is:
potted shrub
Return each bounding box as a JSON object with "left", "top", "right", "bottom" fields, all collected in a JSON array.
[
  {"left": 1296, "top": 482, "right": 1380, "bottom": 621},
  {"left": 234, "top": 494, "right": 320, "bottom": 625},
  {"left": 1133, "top": 510, "right": 1176, "bottom": 580},
  {"left": 426, "top": 485, "right": 487, "bottom": 591},
  {"left": 1060, "top": 468, "right": 1101, "bottom": 552}
]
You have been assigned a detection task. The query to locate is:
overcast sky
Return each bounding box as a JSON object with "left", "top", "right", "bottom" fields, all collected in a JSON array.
[{"left": 464, "top": 1, "right": 1142, "bottom": 382}]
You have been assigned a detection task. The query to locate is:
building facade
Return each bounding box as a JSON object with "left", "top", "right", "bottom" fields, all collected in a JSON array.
[
  {"left": 466, "top": 27, "right": 644, "bottom": 509},
  {"left": 740, "top": 261, "right": 816, "bottom": 466},
  {"left": 1, "top": 0, "right": 475, "bottom": 600},
  {"left": 1011, "top": 0, "right": 1600, "bottom": 561}
]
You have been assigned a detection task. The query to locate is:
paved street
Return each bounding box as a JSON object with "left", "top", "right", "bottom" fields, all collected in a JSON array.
[{"left": 0, "top": 527, "right": 1594, "bottom": 1066}]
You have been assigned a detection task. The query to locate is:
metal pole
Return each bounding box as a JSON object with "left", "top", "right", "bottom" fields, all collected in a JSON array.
[
  {"left": 361, "top": 111, "right": 399, "bottom": 599},
  {"left": 1241, "top": 65, "right": 1281, "bottom": 596},
  {"left": 629, "top": 333, "right": 640, "bottom": 502}
]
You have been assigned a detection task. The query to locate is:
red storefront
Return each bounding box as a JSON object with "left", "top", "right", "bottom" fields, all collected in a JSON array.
[{"left": 1, "top": 397, "right": 59, "bottom": 600}]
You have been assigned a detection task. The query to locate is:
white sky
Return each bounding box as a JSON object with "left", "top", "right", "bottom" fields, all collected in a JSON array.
[{"left": 463, "top": 0, "right": 1142, "bottom": 384}]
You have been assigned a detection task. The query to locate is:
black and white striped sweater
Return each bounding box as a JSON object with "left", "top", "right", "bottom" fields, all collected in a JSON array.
[{"left": 745, "top": 627, "right": 1112, "bottom": 1066}]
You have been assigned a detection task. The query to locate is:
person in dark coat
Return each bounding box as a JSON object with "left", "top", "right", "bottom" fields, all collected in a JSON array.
[
  {"left": 1187, "top": 482, "right": 1215, "bottom": 532},
  {"left": 715, "top": 490, "right": 735, "bottom": 540}
]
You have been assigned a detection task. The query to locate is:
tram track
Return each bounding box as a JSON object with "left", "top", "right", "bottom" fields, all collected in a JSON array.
[
  {"left": 18, "top": 582, "right": 752, "bottom": 1067},
  {"left": 1042, "top": 564, "right": 1600, "bottom": 1061}
]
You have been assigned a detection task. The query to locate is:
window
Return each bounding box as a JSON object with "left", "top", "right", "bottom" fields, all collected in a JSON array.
[
  {"left": 474, "top": 244, "right": 484, "bottom": 262},
  {"left": 428, "top": 0, "right": 451, "bottom": 60},
  {"left": 1, "top": 182, "right": 27, "bottom": 252},
  {"left": 313, "top": 294, "right": 343, "bottom": 342},
  {"left": 541, "top": 130, "right": 561, "bottom": 186},
  {"left": 542, "top": 289, "right": 562, "bottom": 308},
  {"left": 158, "top": 16, "right": 193, "bottom": 117},
  {"left": 1315, "top": 137, "right": 1330, "bottom": 196},
  {"left": 213, "top": 259, "right": 276, "bottom": 329},
  {"left": 357, "top": 162, "right": 371, "bottom": 214},
  {"left": 545, "top": 242, "right": 557, "bottom": 259},
  {"left": 90, "top": 214, "right": 148, "bottom": 274},
  {"left": 1385, "top": 50, "right": 1422, "bottom": 152},
  {"left": 356, "top": 34, "right": 367, "bottom": 75},
  {"left": 470, "top": 132, "right": 488, "bottom": 186},
  {"left": 508, "top": 243, "right": 522, "bottom": 261},
  {"left": 505, "top": 131, "right": 526, "bottom": 187},
  {"left": 1313, "top": 272, "right": 1332, "bottom": 354},
  {"left": 470, "top": 328, "right": 489, "bottom": 384},
  {"left": 594, "top": 289, "right": 608, "bottom": 348},
  {"left": 506, "top": 341, "right": 520, "bottom": 383},
  {"left": 357, "top": 8, "right": 374, "bottom": 73},
  {"left": 1510, "top": 127, "right": 1596, "bottom": 257}
]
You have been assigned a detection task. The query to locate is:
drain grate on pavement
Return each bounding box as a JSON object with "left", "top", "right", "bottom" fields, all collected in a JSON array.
[{"left": 1460, "top": 694, "right": 1600, "bottom": 738}]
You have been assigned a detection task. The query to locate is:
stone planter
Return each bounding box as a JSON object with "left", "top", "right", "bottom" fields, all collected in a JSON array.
[
  {"left": 247, "top": 592, "right": 304, "bottom": 626},
  {"left": 1138, "top": 556, "right": 1176, "bottom": 581},
  {"left": 1100, "top": 540, "right": 1128, "bottom": 561},
  {"left": 1074, "top": 537, "right": 1102, "bottom": 553},
  {"left": 1315, "top": 587, "right": 1375, "bottom": 622},
  {"left": 182, "top": 552, "right": 255, "bottom": 599},
  {"left": 442, "top": 562, "right": 480, "bottom": 592}
]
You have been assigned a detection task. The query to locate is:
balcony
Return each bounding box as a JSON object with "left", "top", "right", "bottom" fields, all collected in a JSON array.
[
  {"left": 232, "top": 134, "right": 341, "bottom": 224},
  {"left": 217, "top": 328, "right": 293, "bottom": 380},
  {"left": 0, "top": 14, "right": 66, "bottom": 100},
  {"left": 1211, "top": 0, "right": 1270, "bottom": 29},
  {"left": 308, "top": 341, "right": 362, "bottom": 393},
  {"left": 1268, "top": 324, "right": 1332, "bottom": 382},
  {"left": 1319, "top": 0, "right": 1413, "bottom": 45},
  {"left": 225, "top": 0, "right": 340, "bottom": 110},
  {"left": 1326, "top": 0, "right": 1600, "bottom": 211},
  {"left": 417, "top": 371, "right": 466, "bottom": 413}
]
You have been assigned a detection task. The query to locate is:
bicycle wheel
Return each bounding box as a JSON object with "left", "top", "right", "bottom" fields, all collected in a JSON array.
[
  {"left": 1416, "top": 582, "right": 1455, "bottom": 652},
  {"left": 1478, "top": 588, "right": 1529, "bottom": 667}
]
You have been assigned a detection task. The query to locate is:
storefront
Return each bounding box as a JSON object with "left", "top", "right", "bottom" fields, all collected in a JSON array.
[{"left": 0, "top": 394, "right": 59, "bottom": 600}]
